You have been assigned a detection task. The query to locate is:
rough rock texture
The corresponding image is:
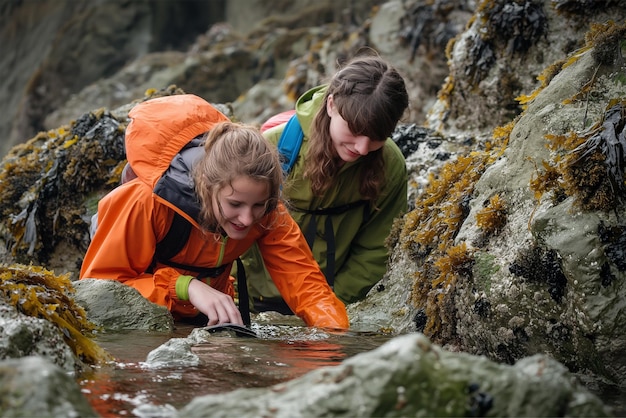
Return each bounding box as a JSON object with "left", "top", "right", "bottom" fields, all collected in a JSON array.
[
  {"left": 0, "top": 0, "right": 227, "bottom": 158},
  {"left": 350, "top": 1, "right": 626, "bottom": 389},
  {"left": 0, "top": 356, "right": 97, "bottom": 417},
  {"left": 450, "top": 46, "right": 626, "bottom": 382},
  {"left": 389, "top": 24, "right": 626, "bottom": 386},
  {"left": 73, "top": 279, "right": 174, "bottom": 332},
  {"left": 0, "top": 301, "right": 77, "bottom": 372},
  {"left": 426, "top": 0, "right": 623, "bottom": 137},
  {"left": 177, "top": 333, "right": 610, "bottom": 417},
  {"left": 0, "top": 0, "right": 625, "bottom": 415}
]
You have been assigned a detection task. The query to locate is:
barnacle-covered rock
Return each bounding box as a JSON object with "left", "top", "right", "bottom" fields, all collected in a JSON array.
[
  {"left": 447, "top": 22, "right": 626, "bottom": 385},
  {"left": 359, "top": 13, "right": 626, "bottom": 392},
  {"left": 427, "top": 0, "right": 624, "bottom": 136},
  {"left": 178, "top": 333, "right": 611, "bottom": 417}
]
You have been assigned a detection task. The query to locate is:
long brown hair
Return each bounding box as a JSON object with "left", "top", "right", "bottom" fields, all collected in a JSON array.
[
  {"left": 193, "top": 122, "right": 282, "bottom": 231},
  {"left": 304, "top": 54, "right": 409, "bottom": 201}
]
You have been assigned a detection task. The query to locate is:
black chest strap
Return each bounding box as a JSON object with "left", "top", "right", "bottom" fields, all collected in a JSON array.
[{"left": 289, "top": 200, "right": 370, "bottom": 287}]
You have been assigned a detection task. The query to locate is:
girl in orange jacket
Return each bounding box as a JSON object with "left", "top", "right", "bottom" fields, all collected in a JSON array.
[{"left": 79, "top": 94, "right": 348, "bottom": 329}]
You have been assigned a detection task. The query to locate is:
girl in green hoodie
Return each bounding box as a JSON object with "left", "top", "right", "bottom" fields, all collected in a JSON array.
[{"left": 244, "top": 53, "right": 410, "bottom": 314}]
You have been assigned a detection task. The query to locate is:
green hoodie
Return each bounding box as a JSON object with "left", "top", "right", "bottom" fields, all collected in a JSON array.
[{"left": 244, "top": 85, "right": 408, "bottom": 307}]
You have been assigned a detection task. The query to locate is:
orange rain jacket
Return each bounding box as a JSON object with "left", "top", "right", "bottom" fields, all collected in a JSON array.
[{"left": 79, "top": 94, "right": 348, "bottom": 329}]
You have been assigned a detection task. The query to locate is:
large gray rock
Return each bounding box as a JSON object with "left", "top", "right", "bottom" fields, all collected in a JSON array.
[
  {"left": 353, "top": 4, "right": 626, "bottom": 389},
  {"left": 177, "top": 333, "right": 610, "bottom": 417},
  {"left": 74, "top": 278, "right": 174, "bottom": 332},
  {"left": 451, "top": 37, "right": 626, "bottom": 382},
  {"left": 0, "top": 356, "right": 96, "bottom": 417}
]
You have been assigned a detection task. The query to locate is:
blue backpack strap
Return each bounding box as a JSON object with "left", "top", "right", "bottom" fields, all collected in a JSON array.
[{"left": 277, "top": 114, "right": 304, "bottom": 174}]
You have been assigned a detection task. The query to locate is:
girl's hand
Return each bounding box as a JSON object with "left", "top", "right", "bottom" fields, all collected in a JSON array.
[{"left": 187, "top": 279, "right": 244, "bottom": 326}]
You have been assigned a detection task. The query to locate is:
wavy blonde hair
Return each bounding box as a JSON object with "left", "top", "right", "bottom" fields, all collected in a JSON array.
[
  {"left": 304, "top": 54, "right": 409, "bottom": 201},
  {"left": 193, "top": 122, "right": 282, "bottom": 231}
]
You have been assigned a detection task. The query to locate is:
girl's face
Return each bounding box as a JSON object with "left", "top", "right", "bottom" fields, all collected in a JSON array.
[
  {"left": 212, "top": 175, "right": 270, "bottom": 239},
  {"left": 326, "top": 95, "right": 385, "bottom": 163}
]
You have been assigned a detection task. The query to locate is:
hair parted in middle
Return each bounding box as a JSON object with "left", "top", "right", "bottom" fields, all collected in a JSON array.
[
  {"left": 304, "top": 52, "right": 409, "bottom": 202},
  {"left": 193, "top": 121, "right": 283, "bottom": 231}
]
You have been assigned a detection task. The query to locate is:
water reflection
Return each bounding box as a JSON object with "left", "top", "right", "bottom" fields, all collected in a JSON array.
[
  {"left": 79, "top": 319, "right": 625, "bottom": 417},
  {"left": 79, "top": 320, "right": 392, "bottom": 417}
]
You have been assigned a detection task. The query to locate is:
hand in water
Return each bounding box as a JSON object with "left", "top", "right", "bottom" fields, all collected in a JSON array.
[{"left": 188, "top": 279, "right": 244, "bottom": 326}]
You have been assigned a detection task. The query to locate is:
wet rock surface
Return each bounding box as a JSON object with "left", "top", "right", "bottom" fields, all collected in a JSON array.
[
  {"left": 0, "top": 0, "right": 625, "bottom": 416},
  {"left": 74, "top": 279, "right": 174, "bottom": 332},
  {"left": 178, "top": 333, "right": 611, "bottom": 417},
  {"left": 0, "top": 356, "right": 97, "bottom": 417}
]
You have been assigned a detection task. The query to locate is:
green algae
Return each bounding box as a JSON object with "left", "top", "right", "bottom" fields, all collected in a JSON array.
[{"left": 473, "top": 252, "right": 499, "bottom": 295}]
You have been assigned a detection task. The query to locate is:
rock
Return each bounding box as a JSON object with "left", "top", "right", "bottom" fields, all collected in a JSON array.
[
  {"left": 0, "top": 0, "right": 224, "bottom": 157},
  {"left": 0, "top": 302, "right": 77, "bottom": 372},
  {"left": 144, "top": 338, "right": 200, "bottom": 369},
  {"left": 0, "top": 356, "right": 97, "bottom": 417},
  {"left": 448, "top": 28, "right": 626, "bottom": 384},
  {"left": 0, "top": 264, "right": 111, "bottom": 370},
  {"left": 177, "top": 333, "right": 611, "bottom": 417},
  {"left": 74, "top": 278, "right": 174, "bottom": 332}
]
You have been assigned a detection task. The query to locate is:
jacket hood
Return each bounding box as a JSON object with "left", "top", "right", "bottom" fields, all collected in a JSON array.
[
  {"left": 294, "top": 85, "right": 327, "bottom": 134},
  {"left": 125, "top": 94, "right": 230, "bottom": 189}
]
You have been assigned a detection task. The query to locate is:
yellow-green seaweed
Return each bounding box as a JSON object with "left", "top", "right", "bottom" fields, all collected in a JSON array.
[{"left": 0, "top": 264, "right": 112, "bottom": 365}]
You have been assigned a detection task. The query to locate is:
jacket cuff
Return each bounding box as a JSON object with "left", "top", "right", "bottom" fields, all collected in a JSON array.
[{"left": 175, "top": 275, "right": 194, "bottom": 300}]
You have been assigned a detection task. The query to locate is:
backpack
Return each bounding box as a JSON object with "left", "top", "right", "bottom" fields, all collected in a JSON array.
[
  {"left": 146, "top": 138, "right": 251, "bottom": 325},
  {"left": 154, "top": 111, "right": 369, "bottom": 316},
  {"left": 152, "top": 113, "right": 305, "bottom": 280}
]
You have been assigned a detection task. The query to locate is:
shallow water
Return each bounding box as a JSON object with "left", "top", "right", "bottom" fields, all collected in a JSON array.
[
  {"left": 78, "top": 316, "right": 393, "bottom": 417},
  {"left": 78, "top": 316, "right": 625, "bottom": 417}
]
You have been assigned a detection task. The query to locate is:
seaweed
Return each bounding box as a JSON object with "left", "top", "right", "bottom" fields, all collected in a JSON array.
[
  {"left": 529, "top": 160, "right": 566, "bottom": 204},
  {"left": 562, "top": 101, "right": 626, "bottom": 211},
  {"left": 485, "top": 0, "right": 547, "bottom": 56},
  {"left": 531, "top": 100, "right": 626, "bottom": 212},
  {"left": 399, "top": 1, "right": 463, "bottom": 64},
  {"left": 424, "top": 242, "right": 474, "bottom": 340},
  {"left": 464, "top": 34, "right": 496, "bottom": 86},
  {"left": 516, "top": 58, "right": 567, "bottom": 108},
  {"left": 465, "top": 0, "right": 547, "bottom": 86},
  {"left": 0, "top": 86, "right": 186, "bottom": 265},
  {"left": 518, "top": 21, "right": 626, "bottom": 112},
  {"left": 0, "top": 264, "right": 112, "bottom": 365},
  {"left": 475, "top": 194, "right": 508, "bottom": 236},
  {"left": 400, "top": 115, "right": 509, "bottom": 343},
  {"left": 587, "top": 21, "right": 626, "bottom": 66},
  {"left": 598, "top": 221, "right": 626, "bottom": 272},
  {"left": 0, "top": 110, "right": 127, "bottom": 263}
]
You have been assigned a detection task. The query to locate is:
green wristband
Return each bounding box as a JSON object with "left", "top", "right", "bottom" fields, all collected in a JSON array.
[{"left": 175, "top": 275, "right": 195, "bottom": 301}]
